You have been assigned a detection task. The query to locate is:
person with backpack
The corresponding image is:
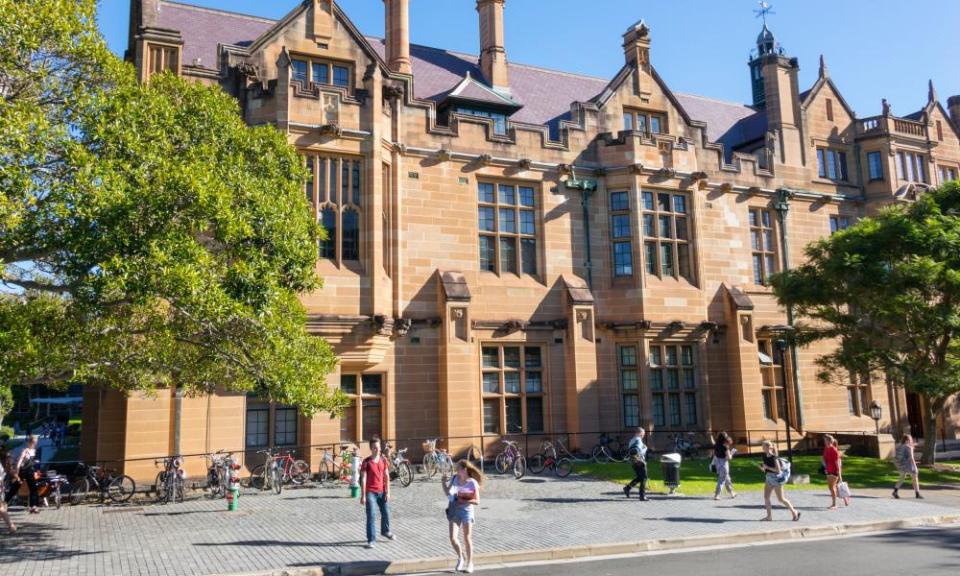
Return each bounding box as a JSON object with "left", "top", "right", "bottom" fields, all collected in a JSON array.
[
  {"left": 5, "top": 435, "right": 40, "bottom": 514},
  {"left": 442, "top": 459, "right": 483, "bottom": 574},
  {"left": 893, "top": 434, "right": 922, "bottom": 499},
  {"left": 712, "top": 431, "right": 737, "bottom": 500},
  {"left": 622, "top": 427, "right": 649, "bottom": 501},
  {"left": 359, "top": 436, "right": 395, "bottom": 549},
  {"left": 759, "top": 440, "right": 800, "bottom": 522}
]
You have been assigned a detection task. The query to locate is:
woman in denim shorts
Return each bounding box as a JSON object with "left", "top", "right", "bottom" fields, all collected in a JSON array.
[{"left": 442, "top": 460, "right": 483, "bottom": 573}]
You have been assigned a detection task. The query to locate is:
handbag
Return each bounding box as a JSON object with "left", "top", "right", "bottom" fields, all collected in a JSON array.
[{"left": 838, "top": 481, "right": 851, "bottom": 500}]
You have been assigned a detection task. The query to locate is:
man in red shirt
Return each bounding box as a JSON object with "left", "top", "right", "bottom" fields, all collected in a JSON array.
[{"left": 360, "top": 436, "right": 394, "bottom": 548}]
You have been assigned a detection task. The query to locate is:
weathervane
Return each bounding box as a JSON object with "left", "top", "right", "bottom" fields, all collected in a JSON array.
[{"left": 754, "top": 1, "right": 775, "bottom": 26}]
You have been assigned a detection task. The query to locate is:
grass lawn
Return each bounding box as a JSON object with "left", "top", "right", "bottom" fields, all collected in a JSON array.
[{"left": 577, "top": 455, "right": 960, "bottom": 496}]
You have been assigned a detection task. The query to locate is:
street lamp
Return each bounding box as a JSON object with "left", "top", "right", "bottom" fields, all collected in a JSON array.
[
  {"left": 769, "top": 324, "right": 796, "bottom": 464},
  {"left": 869, "top": 401, "right": 882, "bottom": 435}
]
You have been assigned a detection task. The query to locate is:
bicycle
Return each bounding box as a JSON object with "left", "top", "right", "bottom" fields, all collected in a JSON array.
[
  {"left": 318, "top": 444, "right": 355, "bottom": 485},
  {"left": 385, "top": 443, "right": 414, "bottom": 487},
  {"left": 36, "top": 469, "right": 70, "bottom": 509},
  {"left": 154, "top": 456, "right": 186, "bottom": 504},
  {"left": 251, "top": 449, "right": 309, "bottom": 486},
  {"left": 528, "top": 440, "right": 573, "bottom": 477},
  {"left": 421, "top": 438, "right": 454, "bottom": 478},
  {"left": 670, "top": 432, "right": 705, "bottom": 459},
  {"left": 204, "top": 450, "right": 234, "bottom": 498},
  {"left": 494, "top": 439, "right": 526, "bottom": 479},
  {"left": 70, "top": 463, "right": 136, "bottom": 505},
  {"left": 591, "top": 432, "right": 626, "bottom": 463},
  {"left": 249, "top": 449, "right": 283, "bottom": 494}
]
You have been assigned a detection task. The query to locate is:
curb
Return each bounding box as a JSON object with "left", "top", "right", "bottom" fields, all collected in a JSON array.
[{"left": 245, "top": 513, "right": 960, "bottom": 576}]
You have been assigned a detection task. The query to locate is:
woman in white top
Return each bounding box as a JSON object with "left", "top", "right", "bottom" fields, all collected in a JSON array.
[
  {"left": 11, "top": 435, "right": 40, "bottom": 514},
  {"left": 441, "top": 459, "right": 483, "bottom": 574},
  {"left": 893, "top": 434, "right": 922, "bottom": 499}
]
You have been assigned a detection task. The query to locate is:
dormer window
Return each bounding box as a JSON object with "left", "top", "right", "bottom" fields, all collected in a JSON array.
[
  {"left": 291, "top": 56, "right": 352, "bottom": 89},
  {"left": 147, "top": 43, "right": 180, "bottom": 77},
  {"left": 456, "top": 107, "right": 507, "bottom": 135},
  {"left": 623, "top": 109, "right": 667, "bottom": 135}
]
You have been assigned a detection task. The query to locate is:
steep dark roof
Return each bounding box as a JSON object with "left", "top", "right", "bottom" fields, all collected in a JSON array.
[
  {"left": 674, "top": 93, "right": 766, "bottom": 159},
  {"left": 903, "top": 110, "right": 926, "bottom": 121},
  {"left": 156, "top": 0, "right": 767, "bottom": 150},
  {"left": 157, "top": 1, "right": 274, "bottom": 68}
]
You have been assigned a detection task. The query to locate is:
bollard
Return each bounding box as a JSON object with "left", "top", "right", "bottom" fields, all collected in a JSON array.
[
  {"left": 227, "top": 487, "right": 240, "bottom": 511},
  {"left": 349, "top": 449, "right": 361, "bottom": 499}
]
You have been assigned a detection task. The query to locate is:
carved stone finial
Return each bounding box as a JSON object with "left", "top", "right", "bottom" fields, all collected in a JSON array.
[
  {"left": 818, "top": 54, "right": 829, "bottom": 79},
  {"left": 928, "top": 79, "right": 938, "bottom": 103},
  {"left": 882, "top": 98, "right": 892, "bottom": 116}
]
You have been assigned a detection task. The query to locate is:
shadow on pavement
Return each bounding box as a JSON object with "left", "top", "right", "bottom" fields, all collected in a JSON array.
[
  {"left": 0, "top": 523, "right": 102, "bottom": 564},
  {"left": 195, "top": 539, "right": 369, "bottom": 549}
]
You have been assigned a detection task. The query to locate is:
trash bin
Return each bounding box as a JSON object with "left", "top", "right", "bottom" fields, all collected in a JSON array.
[{"left": 660, "top": 453, "right": 682, "bottom": 494}]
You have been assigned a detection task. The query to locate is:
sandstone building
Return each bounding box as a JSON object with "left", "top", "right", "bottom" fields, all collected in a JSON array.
[{"left": 83, "top": 0, "right": 960, "bottom": 481}]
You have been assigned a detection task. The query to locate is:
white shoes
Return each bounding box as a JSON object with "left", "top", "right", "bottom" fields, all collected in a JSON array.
[
  {"left": 465, "top": 562, "right": 475, "bottom": 573},
  {"left": 455, "top": 556, "right": 465, "bottom": 571}
]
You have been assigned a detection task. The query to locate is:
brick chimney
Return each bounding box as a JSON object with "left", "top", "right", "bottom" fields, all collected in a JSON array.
[
  {"left": 949, "top": 95, "right": 960, "bottom": 132},
  {"left": 477, "top": 0, "right": 509, "bottom": 92},
  {"left": 383, "top": 0, "right": 411, "bottom": 74}
]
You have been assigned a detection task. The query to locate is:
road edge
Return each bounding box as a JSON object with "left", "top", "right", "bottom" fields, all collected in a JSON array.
[{"left": 242, "top": 513, "right": 960, "bottom": 576}]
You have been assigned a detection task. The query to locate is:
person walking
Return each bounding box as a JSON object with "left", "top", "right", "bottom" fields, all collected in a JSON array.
[
  {"left": 623, "top": 427, "right": 649, "bottom": 501},
  {"left": 5, "top": 436, "right": 40, "bottom": 514},
  {"left": 442, "top": 459, "right": 482, "bottom": 574},
  {"left": 759, "top": 440, "right": 800, "bottom": 522},
  {"left": 0, "top": 437, "right": 17, "bottom": 533},
  {"left": 359, "top": 436, "right": 395, "bottom": 549},
  {"left": 893, "top": 434, "right": 922, "bottom": 499},
  {"left": 822, "top": 435, "right": 846, "bottom": 509},
  {"left": 713, "top": 431, "right": 737, "bottom": 500}
]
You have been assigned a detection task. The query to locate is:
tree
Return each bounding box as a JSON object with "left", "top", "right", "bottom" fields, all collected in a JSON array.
[
  {"left": 771, "top": 182, "right": 960, "bottom": 464},
  {"left": 1, "top": 0, "right": 343, "bottom": 416}
]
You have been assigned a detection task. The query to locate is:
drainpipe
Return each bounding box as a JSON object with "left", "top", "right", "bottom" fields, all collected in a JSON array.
[
  {"left": 173, "top": 386, "right": 183, "bottom": 456},
  {"left": 565, "top": 169, "right": 599, "bottom": 290},
  {"left": 581, "top": 189, "right": 594, "bottom": 289},
  {"left": 774, "top": 188, "right": 804, "bottom": 429}
]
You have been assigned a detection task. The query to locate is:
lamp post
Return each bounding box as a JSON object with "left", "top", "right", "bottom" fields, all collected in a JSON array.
[
  {"left": 769, "top": 324, "right": 796, "bottom": 464},
  {"left": 870, "top": 401, "right": 882, "bottom": 436}
]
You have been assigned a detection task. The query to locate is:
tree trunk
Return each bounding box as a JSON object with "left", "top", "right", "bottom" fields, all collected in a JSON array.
[{"left": 920, "top": 396, "right": 944, "bottom": 465}]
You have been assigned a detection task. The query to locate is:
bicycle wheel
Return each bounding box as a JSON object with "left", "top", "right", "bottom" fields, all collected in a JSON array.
[
  {"left": 54, "top": 486, "right": 62, "bottom": 509},
  {"left": 108, "top": 475, "right": 136, "bottom": 503},
  {"left": 70, "top": 477, "right": 91, "bottom": 506},
  {"left": 423, "top": 454, "right": 438, "bottom": 478},
  {"left": 555, "top": 458, "right": 573, "bottom": 478},
  {"left": 528, "top": 453, "right": 545, "bottom": 474},
  {"left": 154, "top": 472, "right": 169, "bottom": 503},
  {"left": 272, "top": 465, "right": 283, "bottom": 495},
  {"left": 512, "top": 455, "right": 526, "bottom": 479},
  {"left": 250, "top": 465, "right": 266, "bottom": 491},
  {"left": 590, "top": 445, "right": 608, "bottom": 463},
  {"left": 290, "top": 460, "right": 310, "bottom": 485},
  {"left": 173, "top": 477, "right": 184, "bottom": 503},
  {"left": 318, "top": 460, "right": 333, "bottom": 484},
  {"left": 494, "top": 452, "right": 508, "bottom": 474},
  {"left": 397, "top": 462, "right": 413, "bottom": 487}
]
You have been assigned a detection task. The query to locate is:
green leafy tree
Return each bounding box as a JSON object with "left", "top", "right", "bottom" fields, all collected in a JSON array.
[
  {"left": 771, "top": 182, "right": 960, "bottom": 463},
  {"left": 1, "top": 0, "right": 343, "bottom": 416}
]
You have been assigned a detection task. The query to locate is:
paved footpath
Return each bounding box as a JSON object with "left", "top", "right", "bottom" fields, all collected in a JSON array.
[{"left": 0, "top": 473, "right": 957, "bottom": 576}]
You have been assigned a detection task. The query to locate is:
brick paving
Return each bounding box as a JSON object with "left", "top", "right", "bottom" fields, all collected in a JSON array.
[{"left": 0, "top": 471, "right": 957, "bottom": 576}]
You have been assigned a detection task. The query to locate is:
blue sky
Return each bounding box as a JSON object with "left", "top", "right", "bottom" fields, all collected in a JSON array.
[{"left": 98, "top": 0, "right": 960, "bottom": 116}]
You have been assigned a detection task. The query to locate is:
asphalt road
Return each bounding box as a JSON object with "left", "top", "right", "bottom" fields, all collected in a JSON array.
[{"left": 441, "top": 524, "right": 960, "bottom": 576}]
